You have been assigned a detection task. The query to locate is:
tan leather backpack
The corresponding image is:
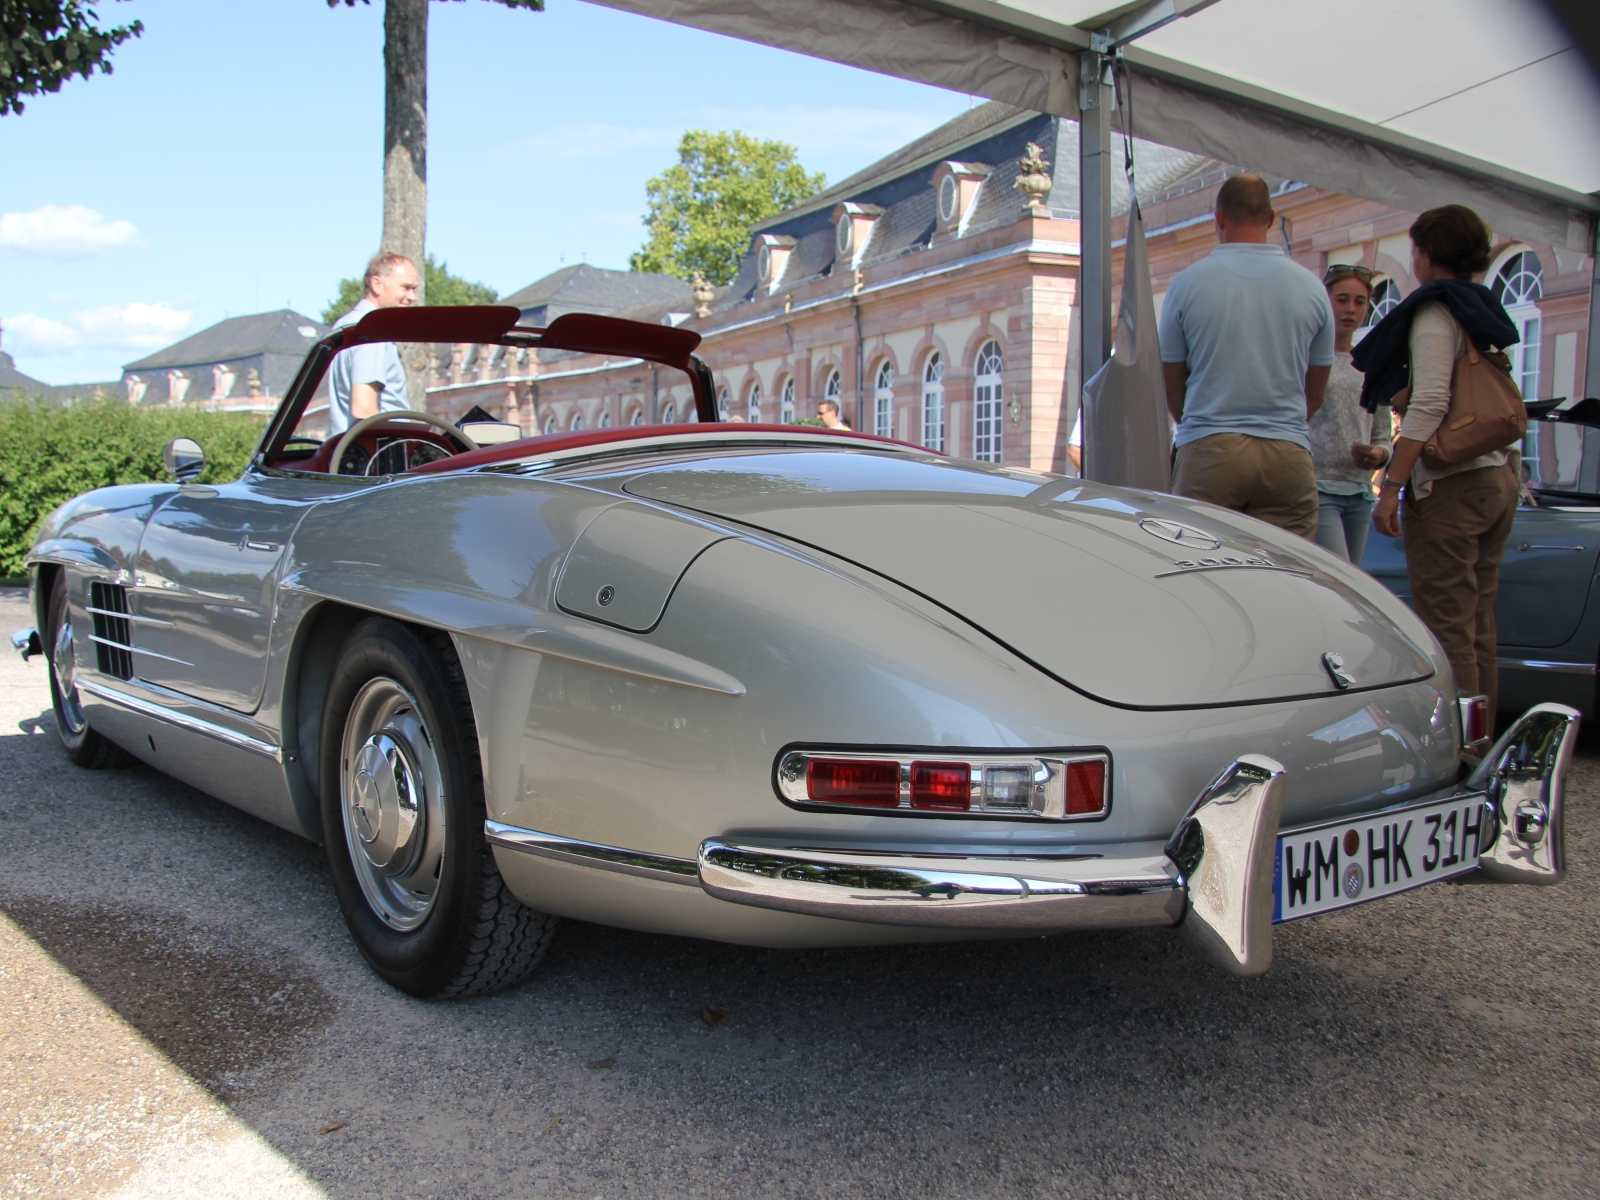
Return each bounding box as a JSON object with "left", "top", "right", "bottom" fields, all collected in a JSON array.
[{"left": 1391, "top": 343, "right": 1527, "bottom": 466}]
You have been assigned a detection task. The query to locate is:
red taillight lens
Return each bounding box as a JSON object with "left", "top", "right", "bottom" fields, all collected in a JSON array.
[
  {"left": 909, "top": 761, "right": 971, "bottom": 810},
  {"left": 1462, "top": 695, "right": 1490, "bottom": 745},
  {"left": 806, "top": 758, "right": 901, "bottom": 806},
  {"left": 1066, "top": 759, "right": 1107, "bottom": 815}
]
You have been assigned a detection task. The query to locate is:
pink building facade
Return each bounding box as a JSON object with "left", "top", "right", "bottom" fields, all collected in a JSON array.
[{"left": 425, "top": 103, "right": 1592, "bottom": 473}]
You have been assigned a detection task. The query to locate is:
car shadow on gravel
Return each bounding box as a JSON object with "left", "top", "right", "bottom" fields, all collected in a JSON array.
[{"left": 0, "top": 895, "right": 339, "bottom": 1102}]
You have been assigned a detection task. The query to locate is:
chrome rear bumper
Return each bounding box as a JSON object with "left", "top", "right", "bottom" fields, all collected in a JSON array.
[{"left": 488, "top": 704, "right": 1578, "bottom": 978}]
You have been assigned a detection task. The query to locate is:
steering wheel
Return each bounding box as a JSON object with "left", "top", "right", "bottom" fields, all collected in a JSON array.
[{"left": 331, "top": 410, "right": 478, "bottom": 476}]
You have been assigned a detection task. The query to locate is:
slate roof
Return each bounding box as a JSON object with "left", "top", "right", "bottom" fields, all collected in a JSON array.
[
  {"left": 719, "top": 102, "right": 1211, "bottom": 312},
  {"left": 502, "top": 264, "right": 694, "bottom": 322},
  {"left": 0, "top": 349, "right": 51, "bottom": 396},
  {"left": 123, "top": 309, "right": 329, "bottom": 372}
]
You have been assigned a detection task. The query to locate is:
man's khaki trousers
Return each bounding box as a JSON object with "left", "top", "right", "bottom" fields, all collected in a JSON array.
[
  {"left": 1402, "top": 464, "right": 1518, "bottom": 711},
  {"left": 1171, "top": 432, "right": 1319, "bottom": 539}
]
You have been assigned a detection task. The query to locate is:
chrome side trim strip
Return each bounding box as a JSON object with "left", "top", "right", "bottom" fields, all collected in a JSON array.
[
  {"left": 697, "top": 840, "right": 1182, "bottom": 931},
  {"left": 76, "top": 678, "right": 282, "bottom": 761},
  {"left": 85, "top": 633, "right": 192, "bottom": 667},
  {"left": 484, "top": 821, "right": 699, "bottom": 886},
  {"left": 85, "top": 606, "right": 174, "bottom": 626},
  {"left": 1497, "top": 657, "right": 1596, "bottom": 676}
]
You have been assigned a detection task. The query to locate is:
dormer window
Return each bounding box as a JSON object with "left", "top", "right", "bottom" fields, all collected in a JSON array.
[
  {"left": 832, "top": 202, "right": 885, "bottom": 269},
  {"left": 755, "top": 234, "right": 797, "bottom": 294},
  {"left": 931, "top": 161, "right": 990, "bottom": 241}
]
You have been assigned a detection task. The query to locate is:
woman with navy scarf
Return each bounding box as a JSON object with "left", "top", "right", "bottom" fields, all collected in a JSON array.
[{"left": 1353, "top": 205, "right": 1521, "bottom": 712}]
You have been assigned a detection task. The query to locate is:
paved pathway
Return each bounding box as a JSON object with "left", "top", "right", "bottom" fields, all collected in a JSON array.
[{"left": 3, "top": 585, "right": 1598, "bottom": 1198}]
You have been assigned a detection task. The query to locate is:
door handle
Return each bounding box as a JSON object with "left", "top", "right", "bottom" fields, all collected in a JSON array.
[{"left": 238, "top": 537, "right": 281, "bottom": 553}]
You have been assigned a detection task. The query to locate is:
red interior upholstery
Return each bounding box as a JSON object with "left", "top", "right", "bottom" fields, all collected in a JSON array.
[
  {"left": 288, "top": 418, "right": 469, "bottom": 474},
  {"left": 407, "top": 423, "right": 902, "bottom": 475}
]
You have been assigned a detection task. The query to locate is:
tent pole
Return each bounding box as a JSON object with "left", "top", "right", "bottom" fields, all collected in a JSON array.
[
  {"left": 1586, "top": 233, "right": 1600, "bottom": 401},
  {"left": 1078, "top": 46, "right": 1114, "bottom": 479}
]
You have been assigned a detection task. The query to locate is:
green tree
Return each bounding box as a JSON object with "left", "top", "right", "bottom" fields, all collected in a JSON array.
[
  {"left": 631, "top": 130, "right": 825, "bottom": 287},
  {"left": 0, "top": 0, "right": 142, "bottom": 116},
  {"left": 321, "top": 254, "right": 498, "bottom": 325}
]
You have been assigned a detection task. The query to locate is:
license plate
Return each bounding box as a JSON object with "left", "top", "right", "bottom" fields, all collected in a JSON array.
[{"left": 1273, "top": 793, "right": 1487, "bottom": 923}]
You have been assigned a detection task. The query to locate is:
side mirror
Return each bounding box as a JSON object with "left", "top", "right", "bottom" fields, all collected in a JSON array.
[{"left": 163, "top": 437, "right": 206, "bottom": 483}]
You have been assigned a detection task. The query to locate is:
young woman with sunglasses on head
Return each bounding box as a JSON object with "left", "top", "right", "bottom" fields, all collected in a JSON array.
[{"left": 1307, "top": 263, "right": 1391, "bottom": 562}]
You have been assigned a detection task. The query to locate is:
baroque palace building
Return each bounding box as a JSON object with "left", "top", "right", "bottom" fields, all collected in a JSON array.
[{"left": 418, "top": 101, "right": 1590, "bottom": 472}]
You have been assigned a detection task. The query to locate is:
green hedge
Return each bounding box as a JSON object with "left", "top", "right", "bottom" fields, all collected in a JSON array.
[{"left": 0, "top": 398, "right": 267, "bottom": 578}]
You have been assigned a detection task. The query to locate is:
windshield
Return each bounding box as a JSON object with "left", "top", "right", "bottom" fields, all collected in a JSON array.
[
  {"left": 1526, "top": 419, "right": 1600, "bottom": 499},
  {"left": 262, "top": 312, "right": 714, "bottom": 477}
]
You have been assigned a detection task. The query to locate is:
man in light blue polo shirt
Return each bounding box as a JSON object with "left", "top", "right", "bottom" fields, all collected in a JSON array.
[
  {"left": 327, "top": 251, "right": 419, "bottom": 435},
  {"left": 1159, "top": 174, "right": 1334, "bottom": 538}
]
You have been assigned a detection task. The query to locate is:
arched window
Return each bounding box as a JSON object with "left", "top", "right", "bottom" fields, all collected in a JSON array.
[
  {"left": 824, "top": 369, "right": 841, "bottom": 403},
  {"left": 629, "top": 408, "right": 644, "bottom": 426},
  {"left": 717, "top": 385, "right": 730, "bottom": 421},
  {"left": 1495, "top": 251, "right": 1545, "bottom": 398},
  {"left": 599, "top": 410, "right": 612, "bottom": 429},
  {"left": 780, "top": 378, "right": 795, "bottom": 424},
  {"left": 661, "top": 402, "right": 675, "bottom": 424},
  {"left": 921, "top": 352, "right": 945, "bottom": 451},
  {"left": 1364, "top": 278, "right": 1402, "bottom": 325},
  {"left": 973, "top": 340, "right": 1003, "bottom": 462},
  {"left": 874, "top": 361, "right": 895, "bottom": 439},
  {"left": 542, "top": 415, "right": 556, "bottom": 436},
  {"left": 571, "top": 413, "right": 584, "bottom": 432},
  {"left": 747, "top": 381, "right": 762, "bottom": 423}
]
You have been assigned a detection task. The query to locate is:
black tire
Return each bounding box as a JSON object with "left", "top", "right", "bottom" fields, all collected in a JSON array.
[
  {"left": 43, "top": 572, "right": 134, "bottom": 769},
  {"left": 319, "top": 616, "right": 555, "bottom": 997}
]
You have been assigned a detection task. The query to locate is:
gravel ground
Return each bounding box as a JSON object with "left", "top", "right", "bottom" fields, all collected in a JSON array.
[{"left": 3, "top": 583, "right": 1599, "bottom": 1199}]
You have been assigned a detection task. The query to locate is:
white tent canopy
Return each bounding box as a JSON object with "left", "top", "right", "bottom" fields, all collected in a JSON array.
[{"left": 587, "top": 0, "right": 1599, "bottom": 251}]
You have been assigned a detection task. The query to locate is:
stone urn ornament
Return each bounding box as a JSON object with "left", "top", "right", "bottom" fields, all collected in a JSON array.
[
  {"left": 693, "top": 272, "right": 715, "bottom": 319},
  {"left": 1015, "top": 142, "right": 1053, "bottom": 217}
]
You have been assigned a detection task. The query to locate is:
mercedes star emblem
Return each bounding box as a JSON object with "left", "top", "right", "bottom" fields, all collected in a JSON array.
[{"left": 1138, "top": 518, "right": 1221, "bottom": 550}]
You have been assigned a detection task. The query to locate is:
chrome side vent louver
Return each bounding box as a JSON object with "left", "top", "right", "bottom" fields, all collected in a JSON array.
[{"left": 89, "top": 582, "right": 134, "bottom": 680}]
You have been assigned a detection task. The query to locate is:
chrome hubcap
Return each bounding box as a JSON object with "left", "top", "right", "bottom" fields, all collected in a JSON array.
[
  {"left": 340, "top": 678, "right": 446, "bottom": 930},
  {"left": 52, "top": 619, "right": 85, "bottom": 735}
]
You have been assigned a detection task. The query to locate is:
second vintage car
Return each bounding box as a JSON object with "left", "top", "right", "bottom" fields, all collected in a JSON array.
[{"left": 15, "top": 306, "right": 1577, "bottom": 997}]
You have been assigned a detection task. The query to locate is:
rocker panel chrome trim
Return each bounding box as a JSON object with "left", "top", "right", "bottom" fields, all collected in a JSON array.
[
  {"left": 76, "top": 677, "right": 281, "bottom": 761},
  {"left": 484, "top": 821, "right": 699, "bottom": 886}
]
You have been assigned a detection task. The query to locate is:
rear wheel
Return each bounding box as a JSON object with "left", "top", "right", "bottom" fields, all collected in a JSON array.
[
  {"left": 320, "top": 617, "right": 555, "bottom": 997},
  {"left": 43, "top": 572, "right": 133, "bottom": 769}
]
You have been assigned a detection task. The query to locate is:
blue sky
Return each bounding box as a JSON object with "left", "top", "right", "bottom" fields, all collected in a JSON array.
[{"left": 0, "top": 0, "right": 969, "bottom": 384}]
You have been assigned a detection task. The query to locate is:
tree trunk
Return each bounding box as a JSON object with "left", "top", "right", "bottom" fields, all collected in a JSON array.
[{"left": 384, "top": 0, "right": 429, "bottom": 405}]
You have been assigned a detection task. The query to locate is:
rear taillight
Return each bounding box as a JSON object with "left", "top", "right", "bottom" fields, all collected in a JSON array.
[
  {"left": 776, "top": 750, "right": 1110, "bottom": 820},
  {"left": 1459, "top": 694, "right": 1490, "bottom": 749},
  {"left": 806, "top": 758, "right": 900, "bottom": 806},
  {"left": 910, "top": 761, "right": 971, "bottom": 809},
  {"left": 1066, "top": 759, "right": 1106, "bottom": 815}
]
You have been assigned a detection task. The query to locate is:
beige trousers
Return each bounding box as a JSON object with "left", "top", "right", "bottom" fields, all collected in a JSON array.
[
  {"left": 1401, "top": 464, "right": 1518, "bottom": 711},
  {"left": 1171, "top": 432, "right": 1319, "bottom": 539}
]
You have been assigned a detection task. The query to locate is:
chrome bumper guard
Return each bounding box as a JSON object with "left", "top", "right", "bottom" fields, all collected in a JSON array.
[
  {"left": 488, "top": 708, "right": 1577, "bottom": 979},
  {"left": 1468, "top": 702, "right": 1578, "bottom": 885}
]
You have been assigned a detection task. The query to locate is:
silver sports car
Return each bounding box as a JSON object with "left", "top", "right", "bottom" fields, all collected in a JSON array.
[{"left": 14, "top": 306, "right": 1577, "bottom": 997}]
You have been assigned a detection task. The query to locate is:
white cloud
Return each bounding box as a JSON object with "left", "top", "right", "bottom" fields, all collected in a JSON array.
[
  {"left": 3, "top": 302, "right": 192, "bottom": 356},
  {"left": 3, "top": 313, "right": 79, "bottom": 352},
  {"left": 0, "top": 205, "right": 139, "bottom": 254}
]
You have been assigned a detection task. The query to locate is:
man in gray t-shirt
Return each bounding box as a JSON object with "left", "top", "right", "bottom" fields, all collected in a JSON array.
[
  {"left": 1158, "top": 174, "right": 1333, "bottom": 539},
  {"left": 327, "top": 252, "right": 419, "bottom": 435}
]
